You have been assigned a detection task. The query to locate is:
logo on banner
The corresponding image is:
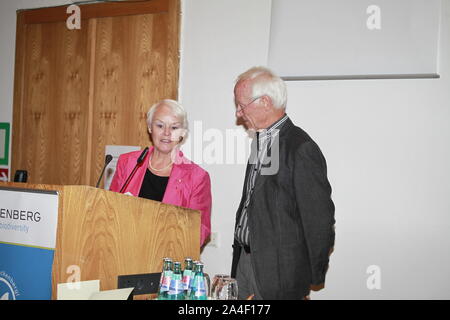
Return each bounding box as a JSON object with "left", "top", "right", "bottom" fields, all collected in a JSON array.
[{"left": 0, "top": 272, "right": 20, "bottom": 300}]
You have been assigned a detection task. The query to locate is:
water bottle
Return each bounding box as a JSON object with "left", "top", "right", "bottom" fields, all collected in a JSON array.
[
  {"left": 168, "top": 262, "right": 184, "bottom": 300},
  {"left": 189, "top": 262, "right": 207, "bottom": 300},
  {"left": 157, "top": 258, "right": 173, "bottom": 300},
  {"left": 187, "top": 261, "right": 198, "bottom": 298},
  {"left": 182, "top": 258, "right": 194, "bottom": 295}
]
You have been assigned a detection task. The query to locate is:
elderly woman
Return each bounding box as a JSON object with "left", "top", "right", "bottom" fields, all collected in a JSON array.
[{"left": 109, "top": 99, "right": 211, "bottom": 246}]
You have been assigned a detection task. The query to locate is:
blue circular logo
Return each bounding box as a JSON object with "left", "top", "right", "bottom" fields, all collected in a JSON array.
[{"left": 0, "top": 273, "right": 18, "bottom": 300}]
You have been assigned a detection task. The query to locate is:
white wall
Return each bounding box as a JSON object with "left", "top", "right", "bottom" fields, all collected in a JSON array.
[
  {"left": 180, "top": 0, "right": 450, "bottom": 299},
  {"left": 178, "top": 0, "right": 273, "bottom": 295},
  {"left": 1, "top": 0, "right": 450, "bottom": 299}
]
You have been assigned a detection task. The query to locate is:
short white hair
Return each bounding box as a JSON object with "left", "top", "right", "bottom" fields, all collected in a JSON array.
[
  {"left": 236, "top": 66, "right": 287, "bottom": 109},
  {"left": 147, "top": 99, "right": 188, "bottom": 128},
  {"left": 146, "top": 99, "right": 189, "bottom": 142}
]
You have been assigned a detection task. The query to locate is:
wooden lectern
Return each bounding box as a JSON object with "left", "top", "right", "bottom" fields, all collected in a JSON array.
[{"left": 2, "top": 182, "right": 201, "bottom": 300}]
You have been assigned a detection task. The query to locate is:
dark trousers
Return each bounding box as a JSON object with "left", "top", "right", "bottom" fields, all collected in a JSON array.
[{"left": 235, "top": 249, "right": 263, "bottom": 300}]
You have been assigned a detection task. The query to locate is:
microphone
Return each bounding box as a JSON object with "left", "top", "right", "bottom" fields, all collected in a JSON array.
[
  {"left": 14, "top": 170, "right": 28, "bottom": 183},
  {"left": 136, "top": 147, "right": 149, "bottom": 164},
  {"left": 96, "top": 154, "right": 113, "bottom": 188},
  {"left": 119, "top": 147, "right": 149, "bottom": 193}
]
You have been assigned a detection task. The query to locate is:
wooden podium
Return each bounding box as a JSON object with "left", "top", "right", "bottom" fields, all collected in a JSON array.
[{"left": 1, "top": 182, "right": 201, "bottom": 299}]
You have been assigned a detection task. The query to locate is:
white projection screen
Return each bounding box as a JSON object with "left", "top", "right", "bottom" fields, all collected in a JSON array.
[{"left": 268, "top": 0, "right": 442, "bottom": 80}]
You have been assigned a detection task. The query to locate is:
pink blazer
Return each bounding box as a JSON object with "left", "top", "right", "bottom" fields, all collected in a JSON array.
[{"left": 109, "top": 147, "right": 212, "bottom": 246}]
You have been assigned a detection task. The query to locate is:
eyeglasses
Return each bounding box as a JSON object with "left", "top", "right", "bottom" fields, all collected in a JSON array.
[{"left": 236, "top": 96, "right": 262, "bottom": 112}]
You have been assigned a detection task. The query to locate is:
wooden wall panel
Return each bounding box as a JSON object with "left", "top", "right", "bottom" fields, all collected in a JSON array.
[
  {"left": 166, "top": 0, "right": 181, "bottom": 99},
  {"left": 89, "top": 13, "right": 172, "bottom": 186},
  {"left": 58, "top": 24, "right": 92, "bottom": 185},
  {"left": 17, "top": 22, "right": 91, "bottom": 185},
  {"left": 22, "top": 0, "right": 169, "bottom": 24},
  {"left": 12, "top": 0, "right": 180, "bottom": 187}
]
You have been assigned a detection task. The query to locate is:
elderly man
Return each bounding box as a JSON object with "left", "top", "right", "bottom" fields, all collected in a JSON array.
[{"left": 231, "top": 66, "right": 335, "bottom": 300}]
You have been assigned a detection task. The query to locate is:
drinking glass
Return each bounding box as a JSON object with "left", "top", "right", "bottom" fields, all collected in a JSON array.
[
  {"left": 216, "top": 277, "right": 238, "bottom": 300},
  {"left": 211, "top": 274, "right": 230, "bottom": 300}
]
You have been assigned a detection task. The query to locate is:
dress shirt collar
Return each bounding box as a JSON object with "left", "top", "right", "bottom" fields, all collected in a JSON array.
[{"left": 258, "top": 114, "right": 289, "bottom": 141}]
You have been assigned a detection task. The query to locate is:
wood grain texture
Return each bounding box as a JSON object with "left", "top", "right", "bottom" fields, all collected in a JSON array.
[
  {"left": 0, "top": 182, "right": 200, "bottom": 300},
  {"left": 12, "top": 0, "right": 180, "bottom": 187},
  {"left": 22, "top": 0, "right": 169, "bottom": 24},
  {"left": 54, "top": 185, "right": 200, "bottom": 299},
  {"left": 15, "top": 22, "right": 91, "bottom": 185},
  {"left": 89, "top": 12, "right": 175, "bottom": 185},
  {"left": 84, "top": 19, "right": 98, "bottom": 185},
  {"left": 13, "top": 24, "right": 89, "bottom": 184},
  {"left": 166, "top": 0, "right": 181, "bottom": 99},
  {"left": 11, "top": 14, "right": 26, "bottom": 178}
]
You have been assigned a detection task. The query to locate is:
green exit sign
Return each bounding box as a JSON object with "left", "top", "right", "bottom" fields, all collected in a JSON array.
[{"left": 0, "top": 122, "right": 10, "bottom": 166}]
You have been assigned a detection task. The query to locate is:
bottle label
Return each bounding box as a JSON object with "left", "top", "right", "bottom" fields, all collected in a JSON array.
[
  {"left": 169, "top": 279, "right": 183, "bottom": 295},
  {"left": 194, "top": 278, "right": 206, "bottom": 297},
  {"left": 160, "top": 271, "right": 172, "bottom": 292},
  {"left": 182, "top": 271, "right": 192, "bottom": 290},
  {"left": 189, "top": 276, "right": 196, "bottom": 291}
]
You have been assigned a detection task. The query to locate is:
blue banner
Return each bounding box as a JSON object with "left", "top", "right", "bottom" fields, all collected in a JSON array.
[
  {"left": 0, "top": 187, "right": 58, "bottom": 300},
  {"left": 0, "top": 242, "right": 55, "bottom": 300}
]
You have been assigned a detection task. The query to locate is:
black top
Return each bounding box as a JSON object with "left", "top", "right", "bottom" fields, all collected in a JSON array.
[{"left": 138, "top": 168, "right": 169, "bottom": 201}]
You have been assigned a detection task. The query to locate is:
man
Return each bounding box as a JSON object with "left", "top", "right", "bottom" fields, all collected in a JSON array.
[{"left": 231, "top": 66, "right": 335, "bottom": 300}]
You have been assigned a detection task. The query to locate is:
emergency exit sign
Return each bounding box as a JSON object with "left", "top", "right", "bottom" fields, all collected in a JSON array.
[{"left": 0, "top": 122, "right": 10, "bottom": 166}]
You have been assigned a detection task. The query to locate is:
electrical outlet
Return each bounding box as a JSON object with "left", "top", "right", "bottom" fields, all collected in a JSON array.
[
  {"left": 117, "top": 273, "right": 161, "bottom": 295},
  {"left": 208, "top": 232, "right": 220, "bottom": 248}
]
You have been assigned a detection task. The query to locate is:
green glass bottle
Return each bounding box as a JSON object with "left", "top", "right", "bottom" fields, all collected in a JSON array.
[
  {"left": 167, "top": 262, "right": 184, "bottom": 300},
  {"left": 182, "top": 258, "right": 194, "bottom": 295},
  {"left": 157, "top": 258, "right": 173, "bottom": 300},
  {"left": 189, "top": 262, "right": 207, "bottom": 300}
]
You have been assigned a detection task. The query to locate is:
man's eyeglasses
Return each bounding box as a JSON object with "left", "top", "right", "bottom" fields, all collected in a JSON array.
[{"left": 236, "top": 96, "right": 262, "bottom": 112}]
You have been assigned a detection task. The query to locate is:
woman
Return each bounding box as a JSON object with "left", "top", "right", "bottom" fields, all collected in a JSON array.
[{"left": 109, "top": 99, "right": 211, "bottom": 247}]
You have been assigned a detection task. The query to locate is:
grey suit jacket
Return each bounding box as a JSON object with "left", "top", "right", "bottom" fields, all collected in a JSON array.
[{"left": 231, "top": 118, "right": 335, "bottom": 299}]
